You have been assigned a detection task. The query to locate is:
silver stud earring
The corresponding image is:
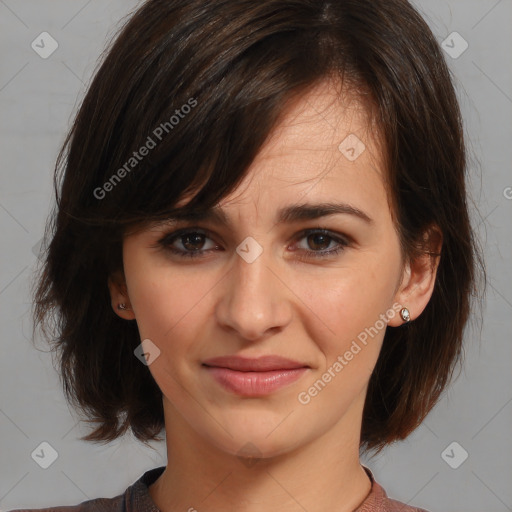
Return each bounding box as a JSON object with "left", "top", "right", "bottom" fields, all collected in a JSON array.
[
  {"left": 400, "top": 307, "right": 411, "bottom": 323},
  {"left": 117, "top": 303, "right": 130, "bottom": 310}
]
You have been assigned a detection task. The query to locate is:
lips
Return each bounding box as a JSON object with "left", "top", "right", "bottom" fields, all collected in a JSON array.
[
  {"left": 202, "top": 355, "right": 308, "bottom": 372},
  {"left": 202, "top": 355, "right": 309, "bottom": 396}
]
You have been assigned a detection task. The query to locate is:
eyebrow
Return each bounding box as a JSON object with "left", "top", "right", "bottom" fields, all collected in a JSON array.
[{"left": 162, "top": 202, "right": 373, "bottom": 226}]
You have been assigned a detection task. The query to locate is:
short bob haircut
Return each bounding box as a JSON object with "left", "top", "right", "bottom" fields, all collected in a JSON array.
[{"left": 32, "top": 0, "right": 485, "bottom": 455}]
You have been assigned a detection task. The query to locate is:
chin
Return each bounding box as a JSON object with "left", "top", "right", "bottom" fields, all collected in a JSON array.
[{"left": 198, "top": 412, "right": 310, "bottom": 462}]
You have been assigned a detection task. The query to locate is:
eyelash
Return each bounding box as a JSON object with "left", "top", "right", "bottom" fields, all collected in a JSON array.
[{"left": 154, "top": 226, "right": 351, "bottom": 261}]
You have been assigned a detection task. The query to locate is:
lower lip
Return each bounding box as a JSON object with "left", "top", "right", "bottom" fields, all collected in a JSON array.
[{"left": 204, "top": 366, "right": 308, "bottom": 396}]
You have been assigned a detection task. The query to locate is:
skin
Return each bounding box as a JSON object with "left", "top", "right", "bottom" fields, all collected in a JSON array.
[{"left": 109, "top": 79, "right": 441, "bottom": 512}]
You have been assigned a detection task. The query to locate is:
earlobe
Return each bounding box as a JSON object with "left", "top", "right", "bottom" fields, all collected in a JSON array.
[
  {"left": 398, "top": 307, "right": 411, "bottom": 323},
  {"left": 388, "top": 226, "right": 442, "bottom": 327},
  {"left": 108, "top": 271, "right": 135, "bottom": 320},
  {"left": 388, "top": 262, "right": 413, "bottom": 327}
]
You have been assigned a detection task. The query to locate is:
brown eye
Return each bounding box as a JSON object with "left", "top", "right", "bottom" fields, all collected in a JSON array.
[
  {"left": 181, "top": 232, "right": 207, "bottom": 251},
  {"left": 306, "top": 232, "right": 332, "bottom": 251},
  {"left": 157, "top": 229, "right": 220, "bottom": 259},
  {"left": 292, "top": 229, "right": 350, "bottom": 260}
]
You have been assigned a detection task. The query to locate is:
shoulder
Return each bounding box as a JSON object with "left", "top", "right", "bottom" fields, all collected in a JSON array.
[
  {"left": 381, "top": 494, "right": 432, "bottom": 512},
  {"left": 7, "top": 494, "right": 125, "bottom": 512},
  {"left": 7, "top": 465, "right": 166, "bottom": 512},
  {"left": 357, "top": 466, "right": 433, "bottom": 512}
]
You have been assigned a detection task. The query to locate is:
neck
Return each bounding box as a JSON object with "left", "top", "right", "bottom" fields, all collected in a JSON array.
[{"left": 149, "top": 395, "right": 372, "bottom": 512}]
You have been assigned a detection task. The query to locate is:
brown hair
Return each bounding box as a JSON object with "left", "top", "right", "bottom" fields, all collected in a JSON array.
[{"left": 31, "top": 0, "right": 485, "bottom": 455}]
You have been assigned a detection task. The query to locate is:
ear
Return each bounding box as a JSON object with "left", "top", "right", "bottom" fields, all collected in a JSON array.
[
  {"left": 108, "top": 269, "right": 136, "bottom": 320},
  {"left": 388, "top": 225, "right": 443, "bottom": 326}
]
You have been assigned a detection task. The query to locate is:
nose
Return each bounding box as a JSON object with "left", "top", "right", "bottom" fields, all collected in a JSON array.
[{"left": 214, "top": 243, "right": 293, "bottom": 342}]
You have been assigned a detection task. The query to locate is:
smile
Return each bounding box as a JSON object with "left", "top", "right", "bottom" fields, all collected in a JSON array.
[{"left": 202, "top": 355, "right": 310, "bottom": 396}]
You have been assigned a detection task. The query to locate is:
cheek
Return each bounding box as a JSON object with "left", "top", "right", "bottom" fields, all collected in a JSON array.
[
  {"left": 292, "top": 244, "right": 401, "bottom": 374},
  {"left": 292, "top": 271, "right": 392, "bottom": 418},
  {"left": 123, "top": 255, "right": 218, "bottom": 397},
  {"left": 123, "top": 246, "right": 217, "bottom": 346}
]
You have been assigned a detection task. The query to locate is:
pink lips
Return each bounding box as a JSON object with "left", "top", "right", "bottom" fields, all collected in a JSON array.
[{"left": 202, "top": 355, "right": 309, "bottom": 396}]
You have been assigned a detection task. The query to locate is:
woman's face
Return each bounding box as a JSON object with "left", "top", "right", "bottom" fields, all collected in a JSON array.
[{"left": 114, "top": 80, "right": 412, "bottom": 458}]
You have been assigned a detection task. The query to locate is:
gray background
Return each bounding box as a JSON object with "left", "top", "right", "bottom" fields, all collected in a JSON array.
[{"left": 1, "top": 0, "right": 511, "bottom": 511}]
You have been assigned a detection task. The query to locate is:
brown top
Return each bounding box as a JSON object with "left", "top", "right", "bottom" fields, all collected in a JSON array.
[{"left": 9, "top": 465, "right": 431, "bottom": 512}]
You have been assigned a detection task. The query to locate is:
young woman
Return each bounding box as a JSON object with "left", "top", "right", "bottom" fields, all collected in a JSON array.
[{"left": 15, "top": 0, "right": 483, "bottom": 510}]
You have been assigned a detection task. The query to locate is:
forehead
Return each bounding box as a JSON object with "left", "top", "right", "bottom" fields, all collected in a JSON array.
[
  {"left": 262, "top": 79, "right": 373, "bottom": 153},
  {"left": 218, "top": 79, "right": 388, "bottom": 213}
]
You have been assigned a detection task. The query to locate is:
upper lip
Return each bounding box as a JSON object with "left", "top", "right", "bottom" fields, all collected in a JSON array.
[{"left": 202, "top": 355, "right": 308, "bottom": 372}]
